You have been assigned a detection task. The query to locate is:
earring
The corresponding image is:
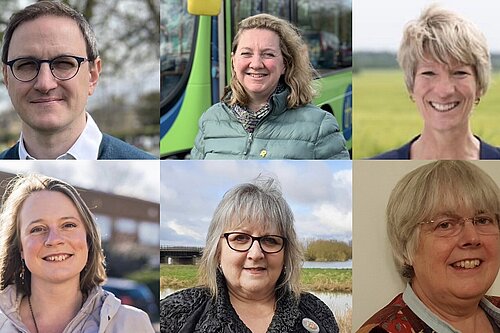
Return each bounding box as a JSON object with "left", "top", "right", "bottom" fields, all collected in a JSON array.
[
  {"left": 474, "top": 98, "right": 480, "bottom": 106},
  {"left": 20, "top": 259, "right": 25, "bottom": 284},
  {"left": 409, "top": 95, "right": 415, "bottom": 102}
]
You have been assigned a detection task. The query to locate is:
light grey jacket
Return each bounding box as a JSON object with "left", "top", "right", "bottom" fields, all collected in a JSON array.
[{"left": 0, "top": 285, "right": 154, "bottom": 332}]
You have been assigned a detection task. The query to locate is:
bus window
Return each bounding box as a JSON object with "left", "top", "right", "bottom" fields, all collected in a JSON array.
[
  {"left": 160, "top": 0, "right": 195, "bottom": 104},
  {"left": 233, "top": 0, "right": 291, "bottom": 34},
  {"left": 233, "top": 0, "right": 264, "bottom": 28},
  {"left": 297, "top": 0, "right": 352, "bottom": 72},
  {"left": 267, "top": 0, "right": 291, "bottom": 19}
]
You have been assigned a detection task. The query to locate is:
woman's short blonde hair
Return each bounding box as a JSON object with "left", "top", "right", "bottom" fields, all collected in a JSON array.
[
  {"left": 386, "top": 161, "right": 500, "bottom": 281},
  {"left": 398, "top": 5, "right": 490, "bottom": 95},
  {"left": 198, "top": 177, "right": 303, "bottom": 299},
  {"left": 223, "top": 13, "right": 317, "bottom": 108},
  {"left": 0, "top": 174, "right": 106, "bottom": 295}
]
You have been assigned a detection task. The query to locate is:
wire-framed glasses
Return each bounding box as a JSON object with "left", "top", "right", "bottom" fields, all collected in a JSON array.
[
  {"left": 223, "top": 232, "right": 286, "bottom": 254},
  {"left": 419, "top": 213, "right": 500, "bottom": 238},
  {"left": 5, "top": 55, "right": 89, "bottom": 82}
]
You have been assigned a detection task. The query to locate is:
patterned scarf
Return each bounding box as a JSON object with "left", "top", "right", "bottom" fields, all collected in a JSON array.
[{"left": 231, "top": 83, "right": 286, "bottom": 133}]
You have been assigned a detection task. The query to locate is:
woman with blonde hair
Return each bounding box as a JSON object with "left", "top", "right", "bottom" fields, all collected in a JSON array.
[
  {"left": 191, "top": 13, "right": 349, "bottom": 160},
  {"left": 0, "top": 174, "right": 154, "bottom": 332},
  {"left": 373, "top": 5, "right": 500, "bottom": 159}
]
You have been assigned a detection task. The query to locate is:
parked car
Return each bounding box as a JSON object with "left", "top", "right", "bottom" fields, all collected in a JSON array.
[{"left": 103, "top": 277, "right": 159, "bottom": 322}]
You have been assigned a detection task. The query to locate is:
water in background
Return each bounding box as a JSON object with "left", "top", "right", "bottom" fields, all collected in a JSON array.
[
  {"left": 302, "top": 260, "right": 352, "bottom": 269},
  {"left": 161, "top": 261, "right": 352, "bottom": 312}
]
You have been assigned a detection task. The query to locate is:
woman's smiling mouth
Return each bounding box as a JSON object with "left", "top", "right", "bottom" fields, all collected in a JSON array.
[
  {"left": 247, "top": 73, "right": 268, "bottom": 78},
  {"left": 451, "top": 259, "right": 481, "bottom": 269},
  {"left": 429, "top": 101, "right": 460, "bottom": 112},
  {"left": 43, "top": 254, "right": 72, "bottom": 262}
]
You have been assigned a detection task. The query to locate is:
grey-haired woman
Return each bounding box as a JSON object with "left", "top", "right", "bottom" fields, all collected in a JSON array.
[{"left": 161, "top": 178, "right": 338, "bottom": 332}]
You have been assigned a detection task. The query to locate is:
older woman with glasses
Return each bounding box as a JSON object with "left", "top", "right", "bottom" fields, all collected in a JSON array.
[
  {"left": 161, "top": 177, "right": 339, "bottom": 332},
  {"left": 358, "top": 161, "right": 500, "bottom": 333}
]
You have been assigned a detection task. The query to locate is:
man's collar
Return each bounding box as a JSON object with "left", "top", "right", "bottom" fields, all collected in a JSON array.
[{"left": 18, "top": 112, "right": 103, "bottom": 160}]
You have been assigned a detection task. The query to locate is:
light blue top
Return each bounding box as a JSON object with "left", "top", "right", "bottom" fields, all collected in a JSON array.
[{"left": 403, "top": 283, "right": 500, "bottom": 332}]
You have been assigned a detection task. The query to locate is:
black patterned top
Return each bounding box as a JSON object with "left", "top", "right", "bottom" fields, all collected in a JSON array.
[{"left": 160, "top": 272, "right": 339, "bottom": 333}]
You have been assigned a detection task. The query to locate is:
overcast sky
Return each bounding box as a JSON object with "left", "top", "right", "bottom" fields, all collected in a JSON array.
[
  {"left": 354, "top": 0, "right": 500, "bottom": 53},
  {"left": 0, "top": 161, "right": 159, "bottom": 203},
  {"left": 160, "top": 161, "right": 352, "bottom": 247}
]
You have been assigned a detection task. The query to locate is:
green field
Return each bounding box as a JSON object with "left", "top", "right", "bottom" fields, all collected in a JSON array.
[
  {"left": 353, "top": 69, "right": 500, "bottom": 159},
  {"left": 161, "top": 264, "right": 352, "bottom": 293}
]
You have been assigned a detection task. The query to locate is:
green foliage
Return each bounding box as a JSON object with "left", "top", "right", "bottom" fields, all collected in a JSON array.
[
  {"left": 104, "top": 243, "right": 152, "bottom": 277},
  {"left": 301, "top": 268, "right": 351, "bottom": 292},
  {"left": 126, "top": 268, "right": 160, "bottom": 317},
  {"left": 304, "top": 239, "right": 352, "bottom": 262},
  {"left": 160, "top": 264, "right": 352, "bottom": 293},
  {"left": 355, "top": 52, "right": 500, "bottom": 71},
  {"left": 160, "top": 264, "right": 199, "bottom": 290},
  {"left": 135, "top": 91, "right": 160, "bottom": 127},
  {"left": 353, "top": 69, "right": 500, "bottom": 158},
  {"left": 354, "top": 52, "right": 399, "bottom": 71}
]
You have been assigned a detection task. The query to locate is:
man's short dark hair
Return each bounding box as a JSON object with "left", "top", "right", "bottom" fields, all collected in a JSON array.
[{"left": 2, "top": 0, "right": 99, "bottom": 64}]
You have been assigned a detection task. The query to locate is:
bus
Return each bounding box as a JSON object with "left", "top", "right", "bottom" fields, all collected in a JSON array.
[{"left": 160, "top": 0, "right": 352, "bottom": 158}]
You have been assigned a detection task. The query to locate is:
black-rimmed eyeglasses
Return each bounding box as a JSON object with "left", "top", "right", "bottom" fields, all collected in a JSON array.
[
  {"left": 5, "top": 55, "right": 89, "bottom": 82},
  {"left": 222, "top": 232, "right": 286, "bottom": 254}
]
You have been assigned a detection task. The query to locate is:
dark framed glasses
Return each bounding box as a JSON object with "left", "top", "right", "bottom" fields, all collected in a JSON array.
[
  {"left": 223, "top": 232, "right": 286, "bottom": 254},
  {"left": 5, "top": 55, "right": 89, "bottom": 82}
]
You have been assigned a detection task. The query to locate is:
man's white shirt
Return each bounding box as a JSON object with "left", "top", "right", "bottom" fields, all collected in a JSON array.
[{"left": 18, "top": 112, "right": 103, "bottom": 160}]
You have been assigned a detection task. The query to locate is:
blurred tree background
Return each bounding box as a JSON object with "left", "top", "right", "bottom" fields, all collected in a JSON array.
[
  {"left": 304, "top": 239, "right": 352, "bottom": 262},
  {"left": 0, "top": 0, "right": 160, "bottom": 155}
]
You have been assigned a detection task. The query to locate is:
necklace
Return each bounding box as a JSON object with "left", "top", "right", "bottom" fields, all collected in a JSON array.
[
  {"left": 26, "top": 294, "right": 86, "bottom": 333},
  {"left": 27, "top": 295, "right": 40, "bottom": 333}
]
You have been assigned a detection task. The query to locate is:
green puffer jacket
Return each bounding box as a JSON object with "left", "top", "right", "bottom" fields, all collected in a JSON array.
[{"left": 191, "top": 88, "right": 349, "bottom": 159}]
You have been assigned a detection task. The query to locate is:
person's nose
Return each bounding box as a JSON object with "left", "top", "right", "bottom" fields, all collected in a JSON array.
[
  {"left": 459, "top": 219, "right": 481, "bottom": 247},
  {"left": 44, "top": 228, "right": 64, "bottom": 247},
  {"left": 433, "top": 73, "right": 455, "bottom": 98},
  {"left": 33, "top": 63, "right": 58, "bottom": 93},
  {"left": 247, "top": 239, "right": 265, "bottom": 259},
  {"left": 249, "top": 54, "right": 264, "bottom": 69}
]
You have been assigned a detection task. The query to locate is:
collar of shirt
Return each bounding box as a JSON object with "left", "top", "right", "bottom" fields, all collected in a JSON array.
[
  {"left": 403, "top": 283, "right": 500, "bottom": 332},
  {"left": 18, "top": 112, "right": 103, "bottom": 160},
  {"left": 403, "top": 283, "right": 459, "bottom": 333}
]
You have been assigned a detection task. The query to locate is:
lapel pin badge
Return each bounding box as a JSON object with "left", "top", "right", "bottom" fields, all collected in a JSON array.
[
  {"left": 260, "top": 149, "right": 267, "bottom": 157},
  {"left": 302, "top": 318, "right": 320, "bottom": 332}
]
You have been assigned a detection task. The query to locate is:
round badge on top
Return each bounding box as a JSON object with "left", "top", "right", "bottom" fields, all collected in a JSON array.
[{"left": 302, "top": 318, "right": 320, "bottom": 332}]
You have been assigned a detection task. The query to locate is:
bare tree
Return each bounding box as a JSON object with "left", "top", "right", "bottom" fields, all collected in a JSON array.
[{"left": 1, "top": 0, "right": 160, "bottom": 79}]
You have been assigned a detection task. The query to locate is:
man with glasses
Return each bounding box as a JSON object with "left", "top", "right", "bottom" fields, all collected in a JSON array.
[{"left": 0, "top": 1, "right": 155, "bottom": 159}]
